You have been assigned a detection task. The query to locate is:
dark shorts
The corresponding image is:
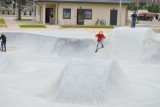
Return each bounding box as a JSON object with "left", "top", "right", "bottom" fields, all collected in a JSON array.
[{"left": 1, "top": 41, "right": 6, "bottom": 46}]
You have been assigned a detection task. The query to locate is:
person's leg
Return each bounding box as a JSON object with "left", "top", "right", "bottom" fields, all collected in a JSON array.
[
  {"left": 95, "top": 42, "right": 100, "bottom": 52},
  {"left": 3, "top": 41, "right": 6, "bottom": 51},
  {"left": 49, "top": 17, "right": 51, "bottom": 24},
  {"left": 131, "top": 19, "right": 133, "bottom": 28},
  {"left": 1, "top": 42, "right": 3, "bottom": 51},
  {"left": 51, "top": 18, "right": 53, "bottom": 24},
  {"left": 133, "top": 19, "right": 136, "bottom": 28},
  {"left": 100, "top": 40, "right": 104, "bottom": 48}
]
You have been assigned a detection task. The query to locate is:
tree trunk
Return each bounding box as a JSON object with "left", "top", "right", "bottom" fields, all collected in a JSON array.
[{"left": 17, "top": 1, "right": 21, "bottom": 20}]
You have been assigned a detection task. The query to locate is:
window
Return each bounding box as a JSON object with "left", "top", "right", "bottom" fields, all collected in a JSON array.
[
  {"left": 63, "top": 8, "right": 71, "bottom": 19},
  {"left": 84, "top": 9, "right": 92, "bottom": 19}
]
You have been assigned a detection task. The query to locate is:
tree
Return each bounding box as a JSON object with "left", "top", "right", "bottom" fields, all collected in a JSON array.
[
  {"left": 2, "top": 0, "right": 31, "bottom": 20},
  {"left": 5, "top": 0, "right": 12, "bottom": 4},
  {"left": 17, "top": 0, "right": 22, "bottom": 20},
  {"left": 17, "top": 0, "right": 31, "bottom": 20}
]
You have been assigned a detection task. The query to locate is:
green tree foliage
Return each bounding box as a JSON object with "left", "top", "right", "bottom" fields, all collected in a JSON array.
[
  {"left": 5, "top": 0, "right": 12, "bottom": 4},
  {"left": 148, "top": 5, "right": 159, "bottom": 13},
  {"left": 129, "top": 4, "right": 138, "bottom": 11},
  {"left": 129, "top": 4, "right": 159, "bottom": 13},
  {"left": 2, "top": 0, "right": 31, "bottom": 20}
]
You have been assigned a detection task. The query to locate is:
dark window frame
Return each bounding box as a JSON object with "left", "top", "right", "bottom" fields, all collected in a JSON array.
[
  {"left": 84, "top": 9, "right": 92, "bottom": 20},
  {"left": 63, "top": 8, "right": 71, "bottom": 19}
]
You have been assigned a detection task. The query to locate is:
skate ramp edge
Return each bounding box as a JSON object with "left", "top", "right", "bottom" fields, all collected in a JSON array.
[
  {"left": 109, "top": 27, "right": 160, "bottom": 61},
  {"left": 3, "top": 32, "right": 98, "bottom": 57},
  {"left": 55, "top": 58, "right": 129, "bottom": 105},
  {"left": 143, "top": 29, "right": 160, "bottom": 62}
]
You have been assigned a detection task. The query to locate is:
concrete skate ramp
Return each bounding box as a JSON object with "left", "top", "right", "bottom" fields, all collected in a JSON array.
[
  {"left": 55, "top": 59, "right": 128, "bottom": 105},
  {"left": 109, "top": 27, "right": 160, "bottom": 61},
  {"left": 3, "top": 32, "right": 98, "bottom": 58}
]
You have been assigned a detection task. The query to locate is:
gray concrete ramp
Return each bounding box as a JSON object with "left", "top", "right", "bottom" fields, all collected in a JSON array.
[{"left": 55, "top": 59, "right": 122, "bottom": 105}]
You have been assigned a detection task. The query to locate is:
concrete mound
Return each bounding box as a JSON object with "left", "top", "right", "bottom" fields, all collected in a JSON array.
[
  {"left": 55, "top": 58, "right": 129, "bottom": 105},
  {"left": 109, "top": 27, "right": 160, "bottom": 62}
]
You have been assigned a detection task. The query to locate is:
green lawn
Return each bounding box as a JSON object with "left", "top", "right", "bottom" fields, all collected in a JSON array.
[
  {"left": 0, "top": 18, "right": 6, "bottom": 24},
  {"left": 136, "top": 20, "right": 139, "bottom": 24},
  {"left": 15, "top": 19, "right": 32, "bottom": 21},
  {"left": 19, "top": 25, "right": 47, "bottom": 28},
  {"left": 61, "top": 25, "right": 114, "bottom": 29}
]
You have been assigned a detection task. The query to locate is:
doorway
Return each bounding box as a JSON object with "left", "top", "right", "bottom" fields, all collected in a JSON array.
[
  {"left": 45, "top": 8, "right": 53, "bottom": 23},
  {"left": 77, "top": 9, "right": 84, "bottom": 25},
  {"left": 110, "top": 9, "right": 118, "bottom": 25}
]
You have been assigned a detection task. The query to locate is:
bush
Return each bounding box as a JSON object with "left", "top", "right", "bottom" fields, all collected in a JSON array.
[
  {"left": 148, "top": 5, "right": 159, "bottom": 13},
  {"left": 129, "top": 4, "right": 138, "bottom": 11}
]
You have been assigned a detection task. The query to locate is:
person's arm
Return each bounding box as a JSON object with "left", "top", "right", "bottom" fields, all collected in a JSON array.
[
  {"left": 104, "top": 35, "right": 106, "bottom": 39},
  {"left": 95, "top": 34, "right": 98, "bottom": 38},
  {"left": 102, "top": 35, "right": 106, "bottom": 39}
]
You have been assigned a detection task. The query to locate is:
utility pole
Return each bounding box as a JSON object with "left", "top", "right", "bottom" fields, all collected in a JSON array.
[
  {"left": 159, "top": 6, "right": 160, "bottom": 20},
  {"left": 119, "top": 0, "right": 122, "bottom": 26},
  {"left": 137, "top": 0, "right": 139, "bottom": 12},
  {"left": 32, "top": 0, "right": 35, "bottom": 26}
]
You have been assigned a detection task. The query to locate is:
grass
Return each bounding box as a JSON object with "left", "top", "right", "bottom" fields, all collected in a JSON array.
[
  {"left": 19, "top": 25, "right": 47, "bottom": 28},
  {"left": 136, "top": 20, "right": 139, "bottom": 24},
  {"left": 61, "top": 25, "right": 114, "bottom": 29},
  {"left": 0, "top": 18, "right": 6, "bottom": 24},
  {"left": 15, "top": 19, "right": 32, "bottom": 21}
]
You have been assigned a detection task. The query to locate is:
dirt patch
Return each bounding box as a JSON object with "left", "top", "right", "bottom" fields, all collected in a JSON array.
[{"left": 7, "top": 46, "right": 19, "bottom": 51}]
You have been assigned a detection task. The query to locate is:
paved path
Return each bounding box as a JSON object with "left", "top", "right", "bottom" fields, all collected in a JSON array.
[
  {"left": 0, "top": 16, "right": 61, "bottom": 30},
  {"left": 0, "top": 16, "right": 113, "bottom": 34},
  {"left": 5, "top": 17, "right": 19, "bottom": 29}
]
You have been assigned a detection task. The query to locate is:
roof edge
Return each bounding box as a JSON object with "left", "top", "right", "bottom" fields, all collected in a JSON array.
[{"left": 35, "top": 0, "right": 130, "bottom": 4}]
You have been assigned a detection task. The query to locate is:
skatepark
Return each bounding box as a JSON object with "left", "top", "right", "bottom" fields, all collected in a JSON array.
[{"left": 0, "top": 27, "right": 160, "bottom": 107}]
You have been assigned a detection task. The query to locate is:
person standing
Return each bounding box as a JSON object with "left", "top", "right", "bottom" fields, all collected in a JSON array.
[
  {"left": 155, "top": 13, "right": 159, "bottom": 20},
  {"left": 49, "top": 10, "right": 54, "bottom": 24},
  {"left": 0, "top": 33, "right": 7, "bottom": 52},
  {"left": 95, "top": 31, "right": 106, "bottom": 52},
  {"left": 131, "top": 11, "right": 137, "bottom": 28}
]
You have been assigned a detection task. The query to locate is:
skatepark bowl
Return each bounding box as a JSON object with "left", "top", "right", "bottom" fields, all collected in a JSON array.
[{"left": 0, "top": 27, "right": 160, "bottom": 107}]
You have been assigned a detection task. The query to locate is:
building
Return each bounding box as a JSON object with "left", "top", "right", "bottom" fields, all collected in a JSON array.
[{"left": 35, "top": 0, "right": 130, "bottom": 26}]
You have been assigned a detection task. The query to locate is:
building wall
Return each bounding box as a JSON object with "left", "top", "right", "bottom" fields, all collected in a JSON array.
[
  {"left": 35, "top": 5, "right": 41, "bottom": 23},
  {"left": 35, "top": 2, "right": 57, "bottom": 24},
  {"left": 58, "top": 3, "right": 128, "bottom": 26},
  {"left": 35, "top": 2, "right": 128, "bottom": 26}
]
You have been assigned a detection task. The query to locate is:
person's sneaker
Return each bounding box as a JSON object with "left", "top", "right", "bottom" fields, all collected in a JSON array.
[{"left": 95, "top": 49, "right": 98, "bottom": 52}]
